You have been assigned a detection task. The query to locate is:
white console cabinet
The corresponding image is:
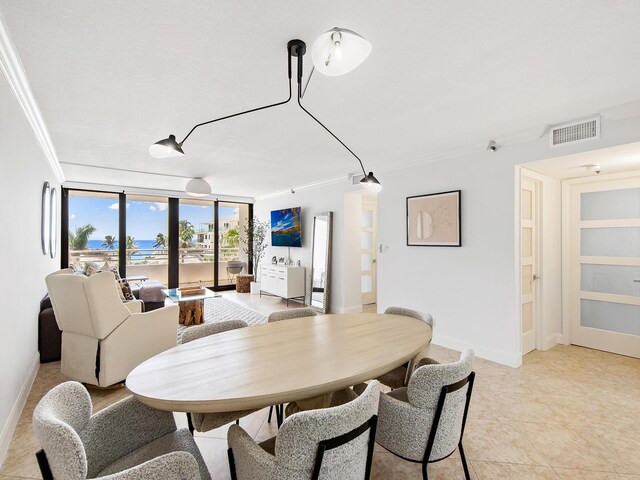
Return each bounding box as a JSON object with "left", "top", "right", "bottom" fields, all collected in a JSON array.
[{"left": 260, "top": 265, "right": 306, "bottom": 305}]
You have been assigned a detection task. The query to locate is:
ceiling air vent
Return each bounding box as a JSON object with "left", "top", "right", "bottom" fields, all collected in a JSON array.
[
  {"left": 350, "top": 173, "right": 365, "bottom": 186},
  {"left": 550, "top": 116, "right": 600, "bottom": 148}
]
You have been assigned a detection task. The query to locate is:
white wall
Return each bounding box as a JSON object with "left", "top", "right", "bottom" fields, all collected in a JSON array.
[
  {"left": 381, "top": 115, "right": 640, "bottom": 366},
  {"left": 256, "top": 115, "right": 640, "bottom": 367},
  {"left": 255, "top": 182, "right": 363, "bottom": 312},
  {"left": 377, "top": 151, "right": 523, "bottom": 365},
  {"left": 0, "top": 73, "right": 60, "bottom": 465}
]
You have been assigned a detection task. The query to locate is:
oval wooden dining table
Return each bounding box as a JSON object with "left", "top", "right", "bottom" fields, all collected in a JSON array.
[{"left": 126, "top": 313, "right": 432, "bottom": 413}]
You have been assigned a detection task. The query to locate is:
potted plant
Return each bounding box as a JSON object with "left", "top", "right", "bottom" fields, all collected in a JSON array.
[{"left": 242, "top": 217, "right": 270, "bottom": 294}]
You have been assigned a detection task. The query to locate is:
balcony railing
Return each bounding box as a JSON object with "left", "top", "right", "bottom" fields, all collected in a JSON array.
[{"left": 69, "top": 246, "right": 241, "bottom": 265}]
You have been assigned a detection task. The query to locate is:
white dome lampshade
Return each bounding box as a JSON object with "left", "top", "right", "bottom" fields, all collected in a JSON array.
[
  {"left": 311, "top": 27, "right": 372, "bottom": 77},
  {"left": 149, "top": 135, "right": 185, "bottom": 158},
  {"left": 185, "top": 178, "right": 211, "bottom": 197}
]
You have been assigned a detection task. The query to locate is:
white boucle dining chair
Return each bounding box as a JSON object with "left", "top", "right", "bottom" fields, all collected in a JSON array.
[
  {"left": 179, "top": 320, "right": 258, "bottom": 433},
  {"left": 227, "top": 381, "right": 380, "bottom": 480},
  {"left": 375, "top": 349, "right": 475, "bottom": 480}
]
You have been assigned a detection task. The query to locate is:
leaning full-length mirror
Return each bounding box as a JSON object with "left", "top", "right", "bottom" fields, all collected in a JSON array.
[{"left": 310, "top": 211, "right": 332, "bottom": 313}]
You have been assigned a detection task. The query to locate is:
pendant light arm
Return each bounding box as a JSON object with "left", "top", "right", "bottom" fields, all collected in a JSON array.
[
  {"left": 178, "top": 55, "right": 294, "bottom": 146},
  {"left": 295, "top": 63, "right": 367, "bottom": 177}
]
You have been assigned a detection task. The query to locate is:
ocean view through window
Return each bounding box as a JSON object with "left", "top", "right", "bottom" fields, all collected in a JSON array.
[{"left": 64, "top": 189, "right": 252, "bottom": 289}]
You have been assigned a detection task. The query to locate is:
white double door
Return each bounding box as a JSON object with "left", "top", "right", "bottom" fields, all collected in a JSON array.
[{"left": 569, "top": 176, "right": 640, "bottom": 358}]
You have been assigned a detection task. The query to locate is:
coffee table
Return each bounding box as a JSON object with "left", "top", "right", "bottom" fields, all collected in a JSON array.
[
  {"left": 161, "top": 288, "right": 220, "bottom": 326},
  {"left": 126, "top": 313, "right": 432, "bottom": 413}
]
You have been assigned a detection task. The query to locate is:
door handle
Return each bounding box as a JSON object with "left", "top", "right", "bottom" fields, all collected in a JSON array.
[
  {"left": 634, "top": 280, "right": 640, "bottom": 283},
  {"left": 533, "top": 274, "right": 540, "bottom": 281}
]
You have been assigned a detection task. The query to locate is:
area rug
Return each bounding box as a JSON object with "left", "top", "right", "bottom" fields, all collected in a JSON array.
[{"left": 176, "top": 296, "right": 268, "bottom": 342}]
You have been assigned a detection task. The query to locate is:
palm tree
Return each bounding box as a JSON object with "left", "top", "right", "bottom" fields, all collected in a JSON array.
[
  {"left": 179, "top": 220, "right": 195, "bottom": 248},
  {"left": 224, "top": 226, "right": 240, "bottom": 248},
  {"left": 69, "top": 224, "right": 96, "bottom": 251},
  {"left": 153, "top": 233, "right": 167, "bottom": 249},
  {"left": 126, "top": 235, "right": 138, "bottom": 261},
  {"left": 101, "top": 235, "right": 117, "bottom": 250},
  {"left": 178, "top": 220, "right": 195, "bottom": 263}
]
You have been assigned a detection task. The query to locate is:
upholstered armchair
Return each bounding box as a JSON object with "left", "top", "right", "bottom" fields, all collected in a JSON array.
[
  {"left": 179, "top": 320, "right": 258, "bottom": 433},
  {"left": 227, "top": 381, "right": 380, "bottom": 480},
  {"left": 45, "top": 269, "right": 178, "bottom": 387},
  {"left": 33, "top": 381, "right": 210, "bottom": 480},
  {"left": 376, "top": 350, "right": 475, "bottom": 480}
]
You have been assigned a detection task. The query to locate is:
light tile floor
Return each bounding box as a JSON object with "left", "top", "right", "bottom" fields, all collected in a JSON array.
[{"left": 2, "top": 295, "right": 639, "bottom": 479}]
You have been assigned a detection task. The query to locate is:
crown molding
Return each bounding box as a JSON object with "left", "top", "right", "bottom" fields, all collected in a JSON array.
[
  {"left": 0, "top": 14, "right": 65, "bottom": 182},
  {"left": 254, "top": 174, "right": 347, "bottom": 201}
]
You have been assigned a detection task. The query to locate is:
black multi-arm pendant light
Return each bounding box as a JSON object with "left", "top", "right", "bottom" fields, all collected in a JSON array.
[{"left": 149, "top": 27, "right": 382, "bottom": 194}]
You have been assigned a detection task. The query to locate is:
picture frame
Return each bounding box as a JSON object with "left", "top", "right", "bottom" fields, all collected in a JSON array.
[
  {"left": 406, "top": 190, "right": 461, "bottom": 247},
  {"left": 49, "top": 187, "right": 58, "bottom": 258},
  {"left": 41, "top": 182, "right": 51, "bottom": 255}
]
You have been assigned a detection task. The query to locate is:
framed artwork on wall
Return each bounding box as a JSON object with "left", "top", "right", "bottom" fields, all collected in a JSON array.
[{"left": 406, "top": 190, "right": 461, "bottom": 247}]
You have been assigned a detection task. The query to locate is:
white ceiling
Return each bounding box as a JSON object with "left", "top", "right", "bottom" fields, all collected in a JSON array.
[
  {"left": 2, "top": 0, "right": 640, "bottom": 197},
  {"left": 524, "top": 141, "right": 640, "bottom": 179}
]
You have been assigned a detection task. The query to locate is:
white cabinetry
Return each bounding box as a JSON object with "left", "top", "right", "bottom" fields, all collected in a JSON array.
[{"left": 260, "top": 265, "right": 306, "bottom": 305}]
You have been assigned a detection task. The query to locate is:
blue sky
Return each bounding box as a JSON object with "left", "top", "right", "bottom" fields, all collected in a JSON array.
[
  {"left": 69, "top": 196, "right": 239, "bottom": 241},
  {"left": 270, "top": 208, "right": 300, "bottom": 233}
]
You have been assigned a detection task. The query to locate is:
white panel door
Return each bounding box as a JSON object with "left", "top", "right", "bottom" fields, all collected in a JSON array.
[
  {"left": 570, "top": 178, "right": 640, "bottom": 358},
  {"left": 521, "top": 178, "right": 538, "bottom": 354},
  {"left": 361, "top": 198, "right": 377, "bottom": 305}
]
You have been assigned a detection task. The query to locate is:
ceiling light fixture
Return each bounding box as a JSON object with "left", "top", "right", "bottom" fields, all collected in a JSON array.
[
  {"left": 311, "top": 27, "right": 371, "bottom": 76},
  {"left": 150, "top": 28, "right": 380, "bottom": 193},
  {"left": 185, "top": 178, "right": 212, "bottom": 197}
]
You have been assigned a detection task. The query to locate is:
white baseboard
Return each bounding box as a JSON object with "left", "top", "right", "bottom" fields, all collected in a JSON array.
[
  {"left": 332, "top": 305, "right": 363, "bottom": 314},
  {"left": 542, "top": 333, "right": 564, "bottom": 351},
  {"left": 432, "top": 333, "right": 522, "bottom": 368},
  {"left": 0, "top": 352, "right": 39, "bottom": 469}
]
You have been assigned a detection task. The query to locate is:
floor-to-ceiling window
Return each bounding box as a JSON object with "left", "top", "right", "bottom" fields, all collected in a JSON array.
[
  {"left": 67, "top": 190, "right": 120, "bottom": 271},
  {"left": 63, "top": 189, "right": 252, "bottom": 290},
  {"left": 179, "top": 198, "right": 215, "bottom": 287},
  {"left": 125, "top": 195, "right": 169, "bottom": 284},
  {"left": 217, "top": 202, "right": 249, "bottom": 286}
]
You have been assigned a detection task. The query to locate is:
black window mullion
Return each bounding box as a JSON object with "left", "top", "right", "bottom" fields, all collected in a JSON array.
[
  {"left": 118, "top": 192, "right": 126, "bottom": 278},
  {"left": 168, "top": 198, "right": 179, "bottom": 288},
  {"left": 248, "top": 203, "right": 254, "bottom": 275},
  {"left": 61, "top": 188, "right": 69, "bottom": 269},
  {"left": 213, "top": 200, "right": 219, "bottom": 288}
]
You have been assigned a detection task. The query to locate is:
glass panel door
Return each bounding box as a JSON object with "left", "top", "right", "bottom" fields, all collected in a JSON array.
[
  {"left": 179, "top": 199, "right": 215, "bottom": 288},
  {"left": 361, "top": 197, "right": 377, "bottom": 305},
  {"left": 570, "top": 179, "right": 640, "bottom": 358},
  {"left": 217, "top": 202, "right": 249, "bottom": 288}
]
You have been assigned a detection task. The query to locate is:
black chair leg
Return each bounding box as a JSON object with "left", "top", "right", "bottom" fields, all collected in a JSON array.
[
  {"left": 268, "top": 405, "right": 274, "bottom": 422},
  {"left": 227, "top": 448, "right": 237, "bottom": 480},
  {"left": 421, "top": 461, "right": 428, "bottom": 480},
  {"left": 36, "top": 450, "right": 53, "bottom": 480},
  {"left": 187, "top": 412, "right": 195, "bottom": 435},
  {"left": 459, "top": 442, "right": 471, "bottom": 480},
  {"left": 276, "top": 404, "right": 283, "bottom": 428},
  {"left": 235, "top": 418, "right": 239, "bottom": 425}
]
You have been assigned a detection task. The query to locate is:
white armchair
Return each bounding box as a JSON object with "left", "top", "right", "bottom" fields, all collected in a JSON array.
[{"left": 45, "top": 269, "right": 178, "bottom": 387}]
